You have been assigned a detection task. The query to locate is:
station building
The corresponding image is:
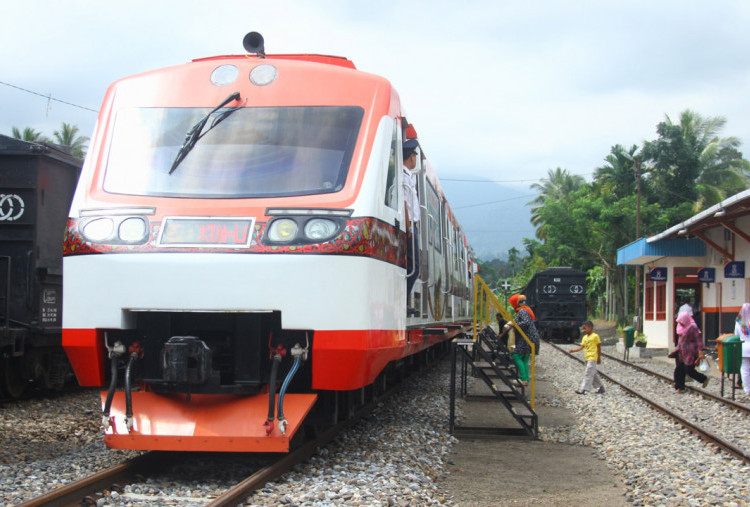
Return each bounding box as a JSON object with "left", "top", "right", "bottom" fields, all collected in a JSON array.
[{"left": 617, "top": 189, "right": 750, "bottom": 349}]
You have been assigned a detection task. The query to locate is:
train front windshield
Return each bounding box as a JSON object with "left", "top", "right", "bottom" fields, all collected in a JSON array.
[{"left": 103, "top": 106, "right": 364, "bottom": 198}]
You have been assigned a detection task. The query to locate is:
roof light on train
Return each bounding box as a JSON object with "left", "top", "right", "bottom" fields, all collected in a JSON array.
[
  {"left": 250, "top": 64, "right": 277, "bottom": 86},
  {"left": 81, "top": 217, "right": 114, "bottom": 242},
  {"left": 303, "top": 218, "right": 338, "bottom": 241},
  {"left": 118, "top": 217, "right": 149, "bottom": 243},
  {"left": 267, "top": 218, "right": 298, "bottom": 243},
  {"left": 210, "top": 65, "right": 239, "bottom": 86}
]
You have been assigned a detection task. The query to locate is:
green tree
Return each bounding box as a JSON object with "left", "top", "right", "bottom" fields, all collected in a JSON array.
[
  {"left": 643, "top": 110, "right": 749, "bottom": 219},
  {"left": 53, "top": 122, "right": 89, "bottom": 159},
  {"left": 595, "top": 144, "right": 639, "bottom": 199},
  {"left": 11, "top": 126, "right": 49, "bottom": 143},
  {"left": 507, "top": 247, "right": 520, "bottom": 276},
  {"left": 528, "top": 167, "right": 584, "bottom": 239}
]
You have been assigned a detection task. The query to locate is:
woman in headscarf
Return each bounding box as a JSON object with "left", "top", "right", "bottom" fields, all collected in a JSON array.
[
  {"left": 502, "top": 294, "right": 540, "bottom": 386},
  {"left": 733, "top": 302, "right": 750, "bottom": 395},
  {"left": 673, "top": 311, "right": 708, "bottom": 393}
]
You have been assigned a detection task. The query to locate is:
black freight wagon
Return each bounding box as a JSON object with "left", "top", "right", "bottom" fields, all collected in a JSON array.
[
  {"left": 0, "top": 135, "right": 81, "bottom": 397},
  {"left": 523, "top": 267, "right": 587, "bottom": 342}
]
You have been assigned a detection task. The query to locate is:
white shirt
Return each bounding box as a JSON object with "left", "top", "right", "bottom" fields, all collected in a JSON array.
[{"left": 402, "top": 165, "right": 420, "bottom": 223}]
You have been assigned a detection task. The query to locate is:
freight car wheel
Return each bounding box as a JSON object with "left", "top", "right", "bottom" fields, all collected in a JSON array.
[
  {"left": 569, "top": 327, "right": 581, "bottom": 343},
  {"left": 1, "top": 357, "right": 26, "bottom": 399}
]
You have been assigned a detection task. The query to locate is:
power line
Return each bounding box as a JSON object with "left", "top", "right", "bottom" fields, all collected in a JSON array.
[
  {"left": 441, "top": 174, "right": 594, "bottom": 183},
  {"left": 0, "top": 80, "right": 99, "bottom": 113},
  {"left": 453, "top": 194, "right": 537, "bottom": 210}
]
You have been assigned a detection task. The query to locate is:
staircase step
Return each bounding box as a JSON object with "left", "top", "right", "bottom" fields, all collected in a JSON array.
[
  {"left": 512, "top": 406, "right": 535, "bottom": 417},
  {"left": 490, "top": 383, "right": 513, "bottom": 394}
]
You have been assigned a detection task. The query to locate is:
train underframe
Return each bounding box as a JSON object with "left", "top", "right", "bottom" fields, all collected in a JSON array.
[
  {"left": 538, "top": 322, "right": 582, "bottom": 343},
  {"left": 94, "top": 310, "right": 454, "bottom": 452},
  {"left": 0, "top": 329, "right": 71, "bottom": 398}
]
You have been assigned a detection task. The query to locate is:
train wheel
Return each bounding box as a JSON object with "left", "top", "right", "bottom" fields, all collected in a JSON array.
[
  {"left": 569, "top": 327, "right": 581, "bottom": 343},
  {"left": 1, "top": 357, "right": 26, "bottom": 399}
]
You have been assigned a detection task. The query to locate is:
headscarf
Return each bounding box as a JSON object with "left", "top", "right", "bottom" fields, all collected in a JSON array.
[
  {"left": 508, "top": 294, "right": 536, "bottom": 320},
  {"left": 676, "top": 311, "right": 698, "bottom": 337}
]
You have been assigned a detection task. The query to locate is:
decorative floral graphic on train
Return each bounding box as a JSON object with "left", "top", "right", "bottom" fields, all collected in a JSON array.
[{"left": 64, "top": 217, "right": 405, "bottom": 267}]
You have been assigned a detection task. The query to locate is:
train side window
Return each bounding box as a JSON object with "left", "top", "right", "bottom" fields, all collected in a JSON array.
[{"left": 384, "top": 122, "right": 399, "bottom": 209}]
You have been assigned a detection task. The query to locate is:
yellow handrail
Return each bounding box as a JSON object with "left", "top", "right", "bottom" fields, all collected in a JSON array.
[{"left": 472, "top": 274, "right": 535, "bottom": 409}]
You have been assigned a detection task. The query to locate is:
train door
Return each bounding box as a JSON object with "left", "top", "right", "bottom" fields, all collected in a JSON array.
[
  {"left": 440, "top": 207, "right": 452, "bottom": 319},
  {"left": 423, "top": 180, "right": 446, "bottom": 320}
]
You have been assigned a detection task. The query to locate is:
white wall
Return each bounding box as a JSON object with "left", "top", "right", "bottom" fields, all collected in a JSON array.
[{"left": 641, "top": 215, "right": 750, "bottom": 349}]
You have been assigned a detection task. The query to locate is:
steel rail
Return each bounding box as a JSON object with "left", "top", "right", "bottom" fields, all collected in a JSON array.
[
  {"left": 546, "top": 341, "right": 750, "bottom": 465},
  {"left": 600, "top": 349, "right": 750, "bottom": 414},
  {"left": 16, "top": 452, "right": 171, "bottom": 507},
  {"left": 207, "top": 393, "right": 383, "bottom": 507},
  {"left": 18, "top": 358, "right": 427, "bottom": 507}
]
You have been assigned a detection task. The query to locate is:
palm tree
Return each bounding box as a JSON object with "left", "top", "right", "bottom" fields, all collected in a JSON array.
[
  {"left": 507, "top": 247, "right": 520, "bottom": 276},
  {"left": 528, "top": 167, "right": 585, "bottom": 239},
  {"left": 694, "top": 137, "right": 750, "bottom": 209},
  {"left": 595, "top": 144, "right": 639, "bottom": 199},
  {"left": 644, "top": 110, "right": 750, "bottom": 212},
  {"left": 53, "top": 122, "right": 89, "bottom": 159},
  {"left": 11, "top": 126, "right": 49, "bottom": 143}
]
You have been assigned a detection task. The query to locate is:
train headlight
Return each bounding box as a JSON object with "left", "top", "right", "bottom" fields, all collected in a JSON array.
[
  {"left": 81, "top": 218, "right": 115, "bottom": 242},
  {"left": 303, "top": 218, "right": 338, "bottom": 241},
  {"left": 250, "top": 64, "right": 277, "bottom": 86},
  {"left": 267, "top": 218, "right": 298, "bottom": 243},
  {"left": 118, "top": 217, "right": 149, "bottom": 243}
]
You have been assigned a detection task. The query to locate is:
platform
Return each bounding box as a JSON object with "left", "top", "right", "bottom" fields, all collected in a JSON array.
[{"left": 440, "top": 359, "right": 628, "bottom": 505}]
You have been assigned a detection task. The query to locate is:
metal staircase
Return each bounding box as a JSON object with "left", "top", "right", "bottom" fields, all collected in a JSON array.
[{"left": 448, "top": 275, "right": 538, "bottom": 438}]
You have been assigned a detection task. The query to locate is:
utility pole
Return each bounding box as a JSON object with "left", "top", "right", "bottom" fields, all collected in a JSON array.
[{"left": 635, "top": 156, "right": 642, "bottom": 333}]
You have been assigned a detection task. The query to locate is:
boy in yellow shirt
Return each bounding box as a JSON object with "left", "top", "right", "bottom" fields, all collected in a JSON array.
[{"left": 569, "top": 320, "right": 605, "bottom": 395}]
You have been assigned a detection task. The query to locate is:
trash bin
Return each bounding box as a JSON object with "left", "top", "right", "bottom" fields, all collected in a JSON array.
[
  {"left": 623, "top": 327, "right": 635, "bottom": 348},
  {"left": 715, "top": 334, "right": 734, "bottom": 371},
  {"left": 719, "top": 334, "right": 743, "bottom": 374}
]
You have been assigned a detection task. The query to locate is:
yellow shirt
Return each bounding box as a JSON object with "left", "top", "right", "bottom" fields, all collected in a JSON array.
[{"left": 581, "top": 332, "right": 601, "bottom": 362}]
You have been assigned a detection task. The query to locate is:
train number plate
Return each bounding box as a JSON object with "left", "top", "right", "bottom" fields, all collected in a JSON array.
[{"left": 157, "top": 217, "right": 255, "bottom": 248}]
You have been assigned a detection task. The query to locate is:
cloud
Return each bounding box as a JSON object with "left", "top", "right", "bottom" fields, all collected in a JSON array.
[{"left": 3, "top": 0, "right": 750, "bottom": 189}]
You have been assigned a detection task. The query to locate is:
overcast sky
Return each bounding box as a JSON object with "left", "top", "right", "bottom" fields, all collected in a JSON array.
[{"left": 3, "top": 0, "right": 750, "bottom": 201}]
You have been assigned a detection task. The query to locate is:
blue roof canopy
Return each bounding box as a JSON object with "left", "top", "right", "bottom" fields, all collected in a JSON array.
[{"left": 617, "top": 237, "right": 706, "bottom": 266}]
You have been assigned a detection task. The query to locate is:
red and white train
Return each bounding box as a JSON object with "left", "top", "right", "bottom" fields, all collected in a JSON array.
[{"left": 62, "top": 32, "right": 473, "bottom": 452}]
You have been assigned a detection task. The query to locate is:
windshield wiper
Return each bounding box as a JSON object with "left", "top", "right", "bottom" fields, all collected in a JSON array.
[{"left": 168, "top": 92, "right": 243, "bottom": 175}]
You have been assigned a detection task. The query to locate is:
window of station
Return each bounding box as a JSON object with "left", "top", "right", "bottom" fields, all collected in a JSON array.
[{"left": 645, "top": 271, "right": 667, "bottom": 321}]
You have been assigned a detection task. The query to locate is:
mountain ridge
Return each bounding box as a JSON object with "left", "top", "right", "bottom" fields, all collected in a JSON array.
[{"left": 438, "top": 175, "right": 537, "bottom": 260}]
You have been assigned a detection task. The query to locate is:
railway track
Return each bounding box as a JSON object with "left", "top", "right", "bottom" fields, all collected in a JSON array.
[
  {"left": 17, "top": 368, "right": 409, "bottom": 506},
  {"left": 601, "top": 349, "right": 750, "bottom": 413},
  {"left": 546, "top": 340, "right": 750, "bottom": 466}
]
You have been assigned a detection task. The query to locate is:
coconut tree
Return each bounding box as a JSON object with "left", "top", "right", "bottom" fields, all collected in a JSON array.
[
  {"left": 528, "top": 167, "right": 585, "bottom": 239},
  {"left": 595, "top": 144, "right": 639, "bottom": 199},
  {"left": 644, "top": 110, "right": 750, "bottom": 214},
  {"left": 53, "top": 122, "right": 89, "bottom": 159},
  {"left": 11, "top": 126, "right": 49, "bottom": 143}
]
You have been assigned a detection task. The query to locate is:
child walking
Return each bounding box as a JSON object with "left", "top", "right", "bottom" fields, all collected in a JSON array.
[{"left": 569, "top": 320, "right": 605, "bottom": 394}]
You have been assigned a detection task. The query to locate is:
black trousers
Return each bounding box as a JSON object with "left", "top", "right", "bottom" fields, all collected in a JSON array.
[{"left": 673, "top": 359, "right": 707, "bottom": 390}]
